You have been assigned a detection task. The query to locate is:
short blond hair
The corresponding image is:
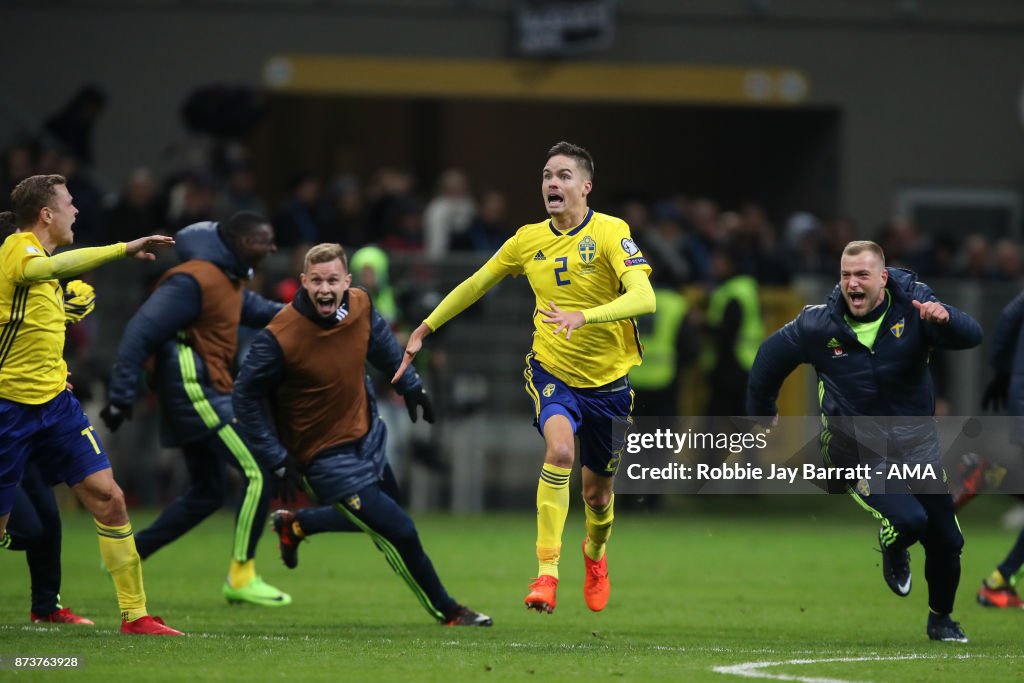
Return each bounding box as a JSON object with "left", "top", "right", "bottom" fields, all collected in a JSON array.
[
  {"left": 842, "top": 240, "right": 885, "bottom": 267},
  {"left": 303, "top": 243, "right": 348, "bottom": 273}
]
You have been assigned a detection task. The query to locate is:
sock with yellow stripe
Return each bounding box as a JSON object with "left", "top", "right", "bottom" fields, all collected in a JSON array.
[
  {"left": 584, "top": 494, "right": 615, "bottom": 562},
  {"left": 536, "top": 463, "right": 571, "bottom": 579},
  {"left": 229, "top": 559, "right": 256, "bottom": 589},
  {"left": 95, "top": 521, "right": 147, "bottom": 622},
  {"left": 985, "top": 569, "right": 1009, "bottom": 590}
]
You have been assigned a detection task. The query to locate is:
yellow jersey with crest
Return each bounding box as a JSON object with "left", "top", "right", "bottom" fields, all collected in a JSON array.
[
  {"left": 486, "top": 208, "right": 652, "bottom": 388},
  {"left": 0, "top": 232, "right": 68, "bottom": 404}
]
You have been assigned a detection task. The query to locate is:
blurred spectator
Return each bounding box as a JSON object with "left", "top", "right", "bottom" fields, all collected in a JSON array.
[
  {"left": 783, "top": 211, "right": 823, "bottom": 275},
  {"left": 455, "top": 189, "right": 510, "bottom": 254},
  {"left": 1, "top": 143, "right": 34, "bottom": 207},
  {"left": 272, "top": 247, "right": 307, "bottom": 304},
  {"left": 686, "top": 198, "right": 719, "bottom": 283},
  {"left": 318, "top": 175, "right": 366, "bottom": 248},
  {"left": 702, "top": 241, "right": 764, "bottom": 418},
  {"left": 57, "top": 153, "right": 104, "bottom": 244},
  {"left": 879, "top": 217, "right": 932, "bottom": 275},
  {"left": 216, "top": 162, "right": 267, "bottom": 219},
  {"left": 737, "top": 201, "right": 789, "bottom": 286},
  {"left": 819, "top": 216, "right": 857, "bottom": 275},
  {"left": 351, "top": 245, "right": 398, "bottom": 323},
  {"left": 166, "top": 171, "right": 218, "bottom": 232},
  {"left": 631, "top": 279, "right": 696, "bottom": 418},
  {"left": 273, "top": 171, "right": 322, "bottom": 249},
  {"left": 632, "top": 203, "right": 691, "bottom": 287},
  {"left": 366, "top": 167, "right": 416, "bottom": 238},
  {"left": 44, "top": 83, "right": 108, "bottom": 164},
  {"left": 380, "top": 198, "right": 425, "bottom": 253},
  {"left": 994, "top": 239, "right": 1023, "bottom": 282},
  {"left": 958, "top": 233, "right": 993, "bottom": 280},
  {"left": 104, "top": 167, "right": 164, "bottom": 242},
  {"left": 423, "top": 169, "right": 476, "bottom": 258}
]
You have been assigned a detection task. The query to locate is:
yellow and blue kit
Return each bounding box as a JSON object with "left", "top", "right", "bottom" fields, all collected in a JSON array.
[
  {"left": 425, "top": 208, "right": 654, "bottom": 473},
  {"left": 0, "top": 232, "right": 124, "bottom": 514}
]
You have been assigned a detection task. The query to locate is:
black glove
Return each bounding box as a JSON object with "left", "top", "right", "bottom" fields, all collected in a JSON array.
[
  {"left": 981, "top": 372, "right": 1010, "bottom": 412},
  {"left": 272, "top": 457, "right": 304, "bottom": 504},
  {"left": 100, "top": 403, "right": 133, "bottom": 433},
  {"left": 404, "top": 387, "right": 435, "bottom": 424}
]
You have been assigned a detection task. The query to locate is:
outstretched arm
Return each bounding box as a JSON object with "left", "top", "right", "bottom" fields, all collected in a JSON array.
[
  {"left": 18, "top": 235, "right": 174, "bottom": 282},
  {"left": 746, "top": 314, "right": 810, "bottom": 418},
  {"left": 366, "top": 305, "right": 422, "bottom": 394},
  {"left": 392, "top": 263, "right": 505, "bottom": 383},
  {"left": 241, "top": 288, "right": 285, "bottom": 327},
  {"left": 107, "top": 275, "right": 202, "bottom": 410}
]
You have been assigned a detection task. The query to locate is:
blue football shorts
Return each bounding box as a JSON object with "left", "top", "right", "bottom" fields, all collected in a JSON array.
[
  {"left": 523, "top": 353, "right": 633, "bottom": 477},
  {"left": 0, "top": 391, "right": 111, "bottom": 516}
]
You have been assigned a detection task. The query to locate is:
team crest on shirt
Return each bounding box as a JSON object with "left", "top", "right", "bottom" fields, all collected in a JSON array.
[
  {"left": 855, "top": 478, "right": 871, "bottom": 497},
  {"left": 620, "top": 238, "right": 640, "bottom": 256},
  {"left": 578, "top": 235, "right": 597, "bottom": 264},
  {"left": 890, "top": 318, "right": 905, "bottom": 338},
  {"left": 543, "top": 383, "right": 556, "bottom": 398},
  {"left": 826, "top": 337, "right": 846, "bottom": 358},
  {"left": 345, "top": 495, "right": 362, "bottom": 511}
]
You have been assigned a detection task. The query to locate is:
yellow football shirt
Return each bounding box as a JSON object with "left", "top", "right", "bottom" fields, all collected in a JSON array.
[
  {"left": 487, "top": 209, "right": 652, "bottom": 388},
  {"left": 0, "top": 232, "right": 70, "bottom": 404}
]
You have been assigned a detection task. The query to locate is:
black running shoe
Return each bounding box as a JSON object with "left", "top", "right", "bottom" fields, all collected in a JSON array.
[
  {"left": 271, "top": 510, "right": 304, "bottom": 569},
  {"left": 927, "top": 613, "right": 968, "bottom": 642},
  {"left": 443, "top": 605, "right": 493, "bottom": 627},
  {"left": 879, "top": 529, "right": 912, "bottom": 596}
]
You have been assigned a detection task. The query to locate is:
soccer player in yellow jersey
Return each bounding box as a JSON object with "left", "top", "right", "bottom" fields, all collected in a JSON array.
[
  {"left": 0, "top": 174, "right": 183, "bottom": 635},
  {"left": 395, "top": 142, "right": 655, "bottom": 613}
]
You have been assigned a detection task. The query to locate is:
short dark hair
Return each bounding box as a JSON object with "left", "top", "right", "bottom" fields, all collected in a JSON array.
[
  {"left": 842, "top": 240, "right": 886, "bottom": 267},
  {"left": 0, "top": 211, "right": 16, "bottom": 239},
  {"left": 546, "top": 141, "right": 594, "bottom": 180},
  {"left": 9, "top": 174, "right": 66, "bottom": 228},
  {"left": 220, "top": 211, "right": 270, "bottom": 242}
]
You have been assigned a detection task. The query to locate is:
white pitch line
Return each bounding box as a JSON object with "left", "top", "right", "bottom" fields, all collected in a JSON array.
[{"left": 714, "top": 654, "right": 960, "bottom": 683}]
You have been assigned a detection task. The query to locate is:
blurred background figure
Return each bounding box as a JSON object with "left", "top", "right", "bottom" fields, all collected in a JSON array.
[
  {"left": 455, "top": 189, "right": 510, "bottom": 254},
  {"left": 424, "top": 169, "right": 475, "bottom": 259}
]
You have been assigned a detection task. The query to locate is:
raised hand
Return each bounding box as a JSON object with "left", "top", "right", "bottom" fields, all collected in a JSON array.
[
  {"left": 393, "top": 323, "right": 430, "bottom": 384},
  {"left": 125, "top": 234, "right": 175, "bottom": 261}
]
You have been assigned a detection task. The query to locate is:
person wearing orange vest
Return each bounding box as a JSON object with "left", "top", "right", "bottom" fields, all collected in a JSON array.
[
  {"left": 103, "top": 213, "right": 289, "bottom": 607},
  {"left": 234, "top": 243, "right": 492, "bottom": 626}
]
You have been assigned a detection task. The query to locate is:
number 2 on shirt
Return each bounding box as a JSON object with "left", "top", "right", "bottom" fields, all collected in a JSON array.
[{"left": 554, "top": 256, "right": 571, "bottom": 286}]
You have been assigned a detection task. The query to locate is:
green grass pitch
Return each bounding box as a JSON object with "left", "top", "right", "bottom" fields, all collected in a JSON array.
[{"left": 1, "top": 497, "right": 1022, "bottom": 681}]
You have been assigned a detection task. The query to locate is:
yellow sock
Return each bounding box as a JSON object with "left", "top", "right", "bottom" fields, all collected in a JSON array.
[
  {"left": 986, "top": 569, "right": 1008, "bottom": 589},
  {"left": 584, "top": 494, "right": 615, "bottom": 562},
  {"left": 537, "top": 463, "right": 571, "bottom": 579},
  {"left": 229, "top": 559, "right": 256, "bottom": 589},
  {"left": 95, "top": 521, "right": 147, "bottom": 622}
]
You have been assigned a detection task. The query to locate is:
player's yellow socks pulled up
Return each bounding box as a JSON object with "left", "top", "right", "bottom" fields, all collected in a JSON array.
[
  {"left": 95, "top": 520, "right": 147, "bottom": 622},
  {"left": 584, "top": 493, "right": 615, "bottom": 562},
  {"left": 536, "top": 463, "right": 571, "bottom": 579},
  {"left": 985, "top": 569, "right": 1009, "bottom": 589},
  {"left": 229, "top": 559, "right": 256, "bottom": 589}
]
